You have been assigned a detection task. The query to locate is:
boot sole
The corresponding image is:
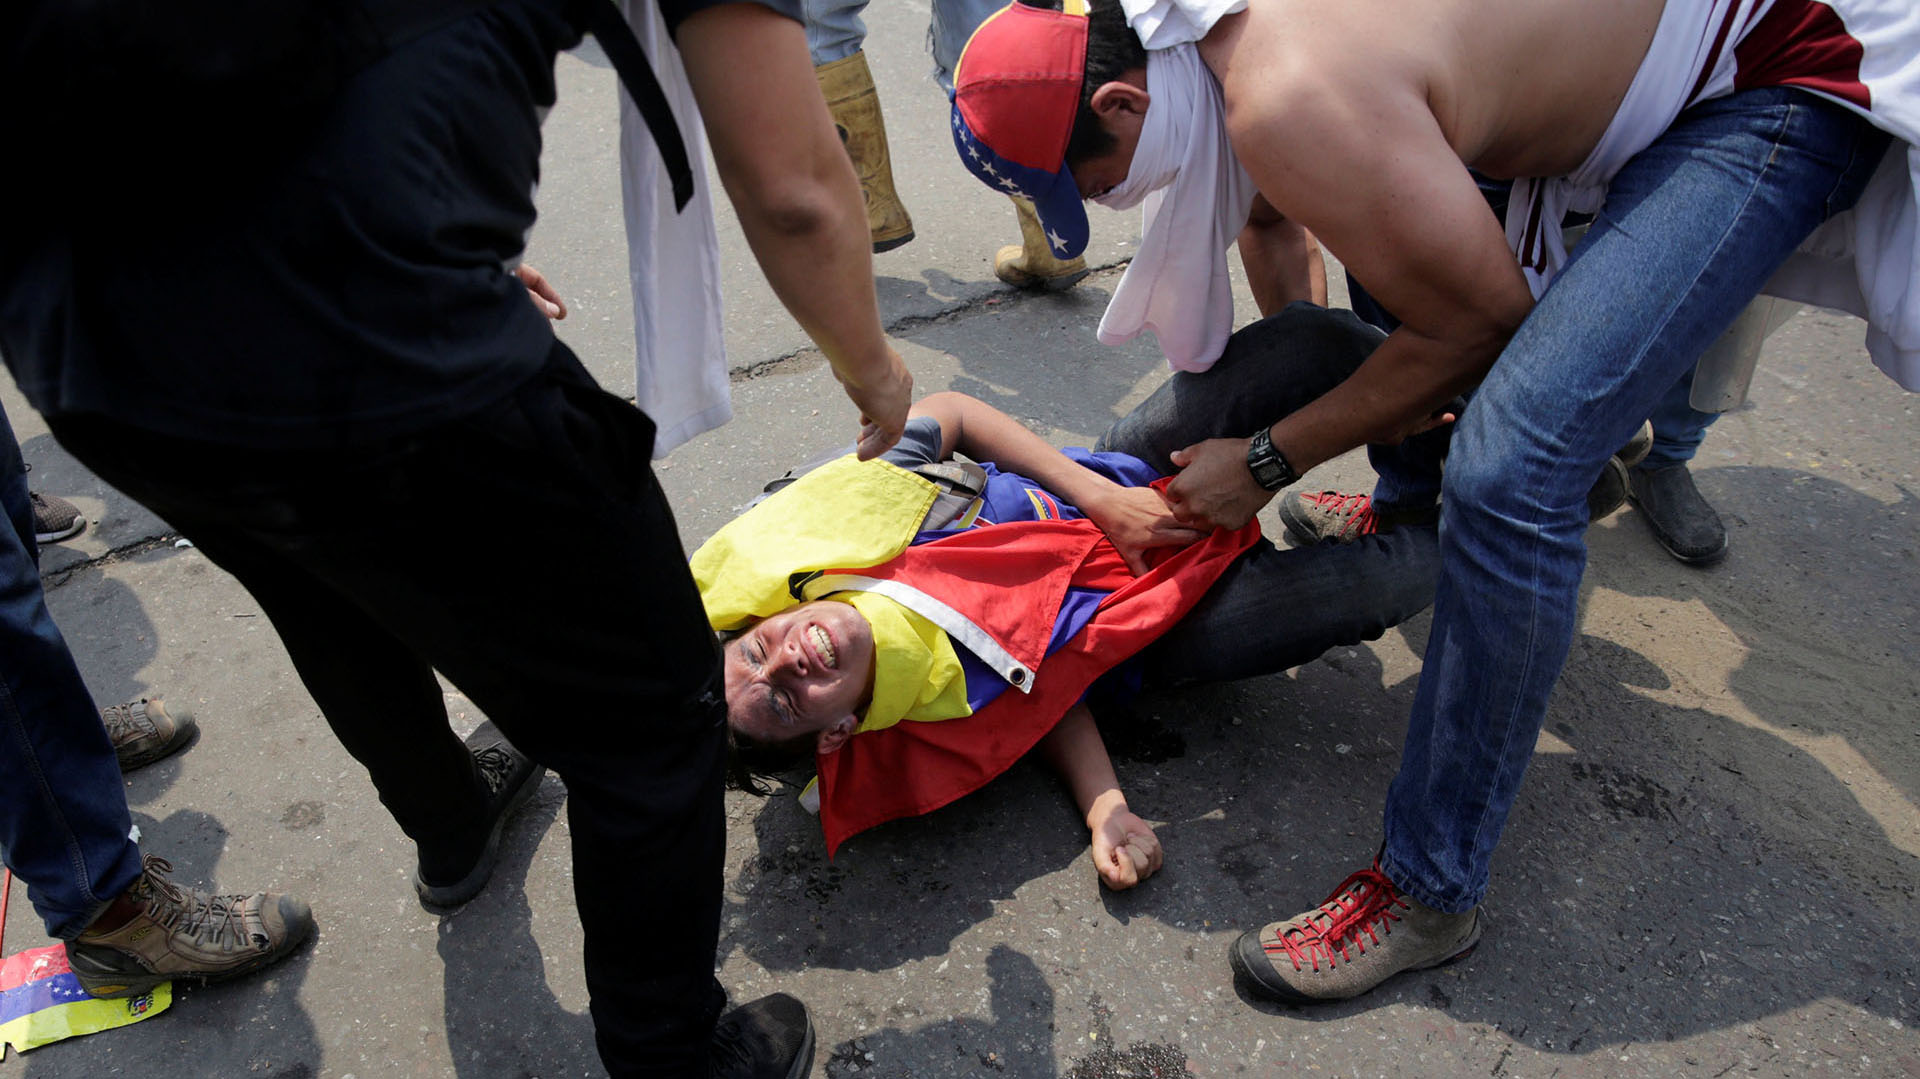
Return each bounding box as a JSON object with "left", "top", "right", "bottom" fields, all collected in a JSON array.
[
  {"left": 872, "top": 230, "right": 915, "bottom": 254},
  {"left": 1228, "top": 909, "right": 1486, "bottom": 1006}
]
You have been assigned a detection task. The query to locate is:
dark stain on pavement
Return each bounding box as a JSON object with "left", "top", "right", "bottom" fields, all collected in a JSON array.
[{"left": 280, "top": 801, "right": 325, "bottom": 830}]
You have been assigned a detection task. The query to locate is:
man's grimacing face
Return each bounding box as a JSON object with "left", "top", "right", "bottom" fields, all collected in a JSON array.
[{"left": 723, "top": 600, "right": 876, "bottom": 747}]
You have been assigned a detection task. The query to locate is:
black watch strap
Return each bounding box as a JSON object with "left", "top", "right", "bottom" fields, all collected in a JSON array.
[{"left": 1246, "top": 427, "right": 1298, "bottom": 491}]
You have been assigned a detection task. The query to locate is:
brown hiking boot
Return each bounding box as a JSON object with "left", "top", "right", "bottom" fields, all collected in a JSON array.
[
  {"left": 103, "top": 697, "right": 198, "bottom": 772},
  {"left": 1229, "top": 859, "right": 1482, "bottom": 1004},
  {"left": 816, "top": 51, "right": 914, "bottom": 253},
  {"left": 995, "top": 196, "right": 1088, "bottom": 291},
  {"left": 65, "top": 855, "right": 314, "bottom": 998}
]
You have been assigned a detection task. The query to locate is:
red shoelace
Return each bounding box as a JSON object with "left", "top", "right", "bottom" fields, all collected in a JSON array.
[
  {"left": 1264, "top": 863, "right": 1409, "bottom": 972},
  {"left": 1302, "top": 491, "right": 1378, "bottom": 535}
]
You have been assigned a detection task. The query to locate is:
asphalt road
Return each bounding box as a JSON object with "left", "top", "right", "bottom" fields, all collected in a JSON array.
[{"left": 6, "top": 5, "right": 1919, "bottom": 1076}]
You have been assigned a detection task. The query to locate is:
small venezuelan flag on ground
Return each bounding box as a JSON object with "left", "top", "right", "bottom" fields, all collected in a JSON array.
[{"left": 0, "top": 944, "right": 170, "bottom": 1058}]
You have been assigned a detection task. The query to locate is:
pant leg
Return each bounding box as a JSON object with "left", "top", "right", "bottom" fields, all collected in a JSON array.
[
  {"left": 0, "top": 403, "right": 142, "bottom": 940},
  {"left": 51, "top": 344, "right": 729, "bottom": 1076},
  {"left": 929, "top": 0, "right": 1014, "bottom": 91},
  {"left": 804, "top": 0, "right": 868, "bottom": 65},
  {"left": 1379, "top": 88, "right": 1889, "bottom": 913},
  {"left": 1096, "top": 303, "right": 1386, "bottom": 469},
  {"left": 1642, "top": 363, "right": 1723, "bottom": 468},
  {"left": 1141, "top": 524, "right": 1440, "bottom": 685}
]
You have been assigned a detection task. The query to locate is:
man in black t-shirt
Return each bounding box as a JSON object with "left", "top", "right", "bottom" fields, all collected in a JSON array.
[{"left": 0, "top": 1, "right": 911, "bottom": 1075}]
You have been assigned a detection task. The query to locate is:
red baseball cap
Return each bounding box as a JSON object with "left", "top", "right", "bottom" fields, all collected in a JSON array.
[{"left": 950, "top": 0, "right": 1092, "bottom": 260}]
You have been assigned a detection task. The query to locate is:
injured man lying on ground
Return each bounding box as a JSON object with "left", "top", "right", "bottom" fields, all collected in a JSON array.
[{"left": 694, "top": 306, "right": 1441, "bottom": 889}]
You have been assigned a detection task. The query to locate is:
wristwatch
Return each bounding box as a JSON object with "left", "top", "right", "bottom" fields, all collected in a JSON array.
[{"left": 1246, "top": 427, "right": 1298, "bottom": 491}]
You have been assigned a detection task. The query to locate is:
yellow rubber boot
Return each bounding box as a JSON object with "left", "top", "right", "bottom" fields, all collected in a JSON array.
[
  {"left": 816, "top": 52, "right": 915, "bottom": 253},
  {"left": 994, "top": 196, "right": 1090, "bottom": 291}
]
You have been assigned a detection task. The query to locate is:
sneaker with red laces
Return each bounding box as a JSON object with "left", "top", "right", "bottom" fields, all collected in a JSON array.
[
  {"left": 1229, "top": 859, "right": 1482, "bottom": 1004},
  {"left": 1278, "top": 490, "right": 1380, "bottom": 545}
]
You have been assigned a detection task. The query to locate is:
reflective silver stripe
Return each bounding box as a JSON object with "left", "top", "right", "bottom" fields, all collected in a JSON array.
[{"left": 802, "top": 574, "right": 1035, "bottom": 694}]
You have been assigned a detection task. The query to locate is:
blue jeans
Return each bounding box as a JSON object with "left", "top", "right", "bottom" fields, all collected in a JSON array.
[
  {"left": 1643, "top": 364, "right": 1720, "bottom": 469},
  {"left": 804, "top": 0, "right": 1002, "bottom": 91},
  {"left": 0, "top": 402, "right": 142, "bottom": 940},
  {"left": 1380, "top": 88, "right": 1889, "bottom": 912},
  {"left": 1354, "top": 178, "right": 1724, "bottom": 504}
]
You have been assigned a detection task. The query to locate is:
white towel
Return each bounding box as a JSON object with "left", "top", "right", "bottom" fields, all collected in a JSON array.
[
  {"left": 1093, "top": 44, "right": 1257, "bottom": 372},
  {"left": 1507, "top": 0, "right": 1920, "bottom": 391},
  {"left": 617, "top": 0, "right": 732, "bottom": 458}
]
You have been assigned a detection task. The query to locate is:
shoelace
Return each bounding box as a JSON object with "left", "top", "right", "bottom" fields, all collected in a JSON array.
[
  {"left": 1307, "top": 491, "right": 1377, "bottom": 533},
  {"left": 100, "top": 700, "right": 153, "bottom": 744},
  {"left": 129, "top": 856, "right": 269, "bottom": 950},
  {"left": 472, "top": 744, "right": 523, "bottom": 798},
  {"left": 1265, "top": 864, "right": 1408, "bottom": 972}
]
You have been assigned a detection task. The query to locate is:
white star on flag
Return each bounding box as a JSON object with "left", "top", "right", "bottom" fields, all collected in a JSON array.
[
  {"left": 981, "top": 162, "right": 999, "bottom": 179},
  {"left": 1047, "top": 227, "right": 1068, "bottom": 251},
  {"left": 967, "top": 144, "right": 982, "bottom": 162},
  {"left": 998, "top": 175, "right": 1020, "bottom": 191}
]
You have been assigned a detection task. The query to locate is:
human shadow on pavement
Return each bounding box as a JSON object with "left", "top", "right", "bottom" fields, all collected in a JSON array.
[
  {"left": 434, "top": 779, "right": 597, "bottom": 1078},
  {"left": 721, "top": 762, "right": 1090, "bottom": 975},
  {"left": 19, "top": 807, "right": 322, "bottom": 1079},
  {"left": 1205, "top": 467, "right": 1920, "bottom": 1059}
]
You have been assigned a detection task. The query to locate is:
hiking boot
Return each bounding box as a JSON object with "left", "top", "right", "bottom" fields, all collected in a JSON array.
[
  {"left": 711, "top": 993, "right": 815, "bottom": 1079},
  {"left": 413, "top": 725, "right": 545, "bottom": 912},
  {"left": 65, "top": 855, "right": 314, "bottom": 998},
  {"left": 1279, "top": 490, "right": 1379, "bottom": 545},
  {"left": 1277, "top": 491, "right": 1438, "bottom": 546},
  {"left": 1628, "top": 462, "right": 1728, "bottom": 564},
  {"left": 1229, "top": 859, "right": 1482, "bottom": 1004},
  {"left": 103, "top": 697, "right": 198, "bottom": 772},
  {"left": 994, "top": 196, "right": 1089, "bottom": 291},
  {"left": 30, "top": 490, "right": 86, "bottom": 544}
]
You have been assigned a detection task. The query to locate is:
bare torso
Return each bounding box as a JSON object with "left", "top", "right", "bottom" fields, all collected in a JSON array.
[{"left": 1203, "top": 0, "right": 1669, "bottom": 178}]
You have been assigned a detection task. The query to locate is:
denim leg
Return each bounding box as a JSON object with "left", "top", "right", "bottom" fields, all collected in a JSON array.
[
  {"left": 804, "top": 0, "right": 868, "bottom": 65},
  {"left": 929, "top": 0, "right": 1011, "bottom": 92},
  {"left": 1097, "top": 303, "right": 1386, "bottom": 469},
  {"left": 0, "top": 403, "right": 142, "bottom": 940},
  {"left": 1380, "top": 88, "right": 1890, "bottom": 913},
  {"left": 1642, "top": 364, "right": 1722, "bottom": 468}
]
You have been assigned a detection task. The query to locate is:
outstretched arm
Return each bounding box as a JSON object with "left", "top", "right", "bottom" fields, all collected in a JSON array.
[
  {"left": 908, "top": 391, "right": 1204, "bottom": 573},
  {"left": 677, "top": 4, "right": 911, "bottom": 458},
  {"left": 1037, "top": 703, "right": 1163, "bottom": 890}
]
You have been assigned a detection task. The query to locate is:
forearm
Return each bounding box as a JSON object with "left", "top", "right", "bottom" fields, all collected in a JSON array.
[
  {"left": 677, "top": 7, "right": 895, "bottom": 390},
  {"left": 1267, "top": 324, "right": 1500, "bottom": 474},
  {"left": 1037, "top": 703, "right": 1124, "bottom": 821},
  {"left": 914, "top": 392, "right": 1130, "bottom": 512}
]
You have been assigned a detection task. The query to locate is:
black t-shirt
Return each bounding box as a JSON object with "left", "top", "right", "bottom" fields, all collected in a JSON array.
[{"left": 0, "top": 0, "right": 798, "bottom": 449}]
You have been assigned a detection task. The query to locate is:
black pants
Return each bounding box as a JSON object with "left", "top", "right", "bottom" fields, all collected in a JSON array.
[{"left": 51, "top": 343, "right": 726, "bottom": 1076}]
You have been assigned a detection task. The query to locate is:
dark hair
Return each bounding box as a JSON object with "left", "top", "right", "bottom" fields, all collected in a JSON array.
[
  {"left": 1018, "top": 0, "right": 1147, "bottom": 169},
  {"left": 724, "top": 714, "right": 816, "bottom": 797}
]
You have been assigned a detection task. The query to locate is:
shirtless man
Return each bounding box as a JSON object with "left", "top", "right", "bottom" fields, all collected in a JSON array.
[{"left": 949, "top": 0, "right": 1913, "bottom": 1004}]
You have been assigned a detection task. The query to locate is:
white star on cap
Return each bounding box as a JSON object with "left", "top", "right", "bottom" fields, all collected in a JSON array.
[
  {"left": 997, "top": 175, "right": 1020, "bottom": 192},
  {"left": 1047, "top": 227, "right": 1068, "bottom": 252},
  {"left": 952, "top": 113, "right": 962, "bottom": 129},
  {"left": 966, "top": 144, "right": 982, "bottom": 162},
  {"left": 981, "top": 162, "right": 999, "bottom": 179}
]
